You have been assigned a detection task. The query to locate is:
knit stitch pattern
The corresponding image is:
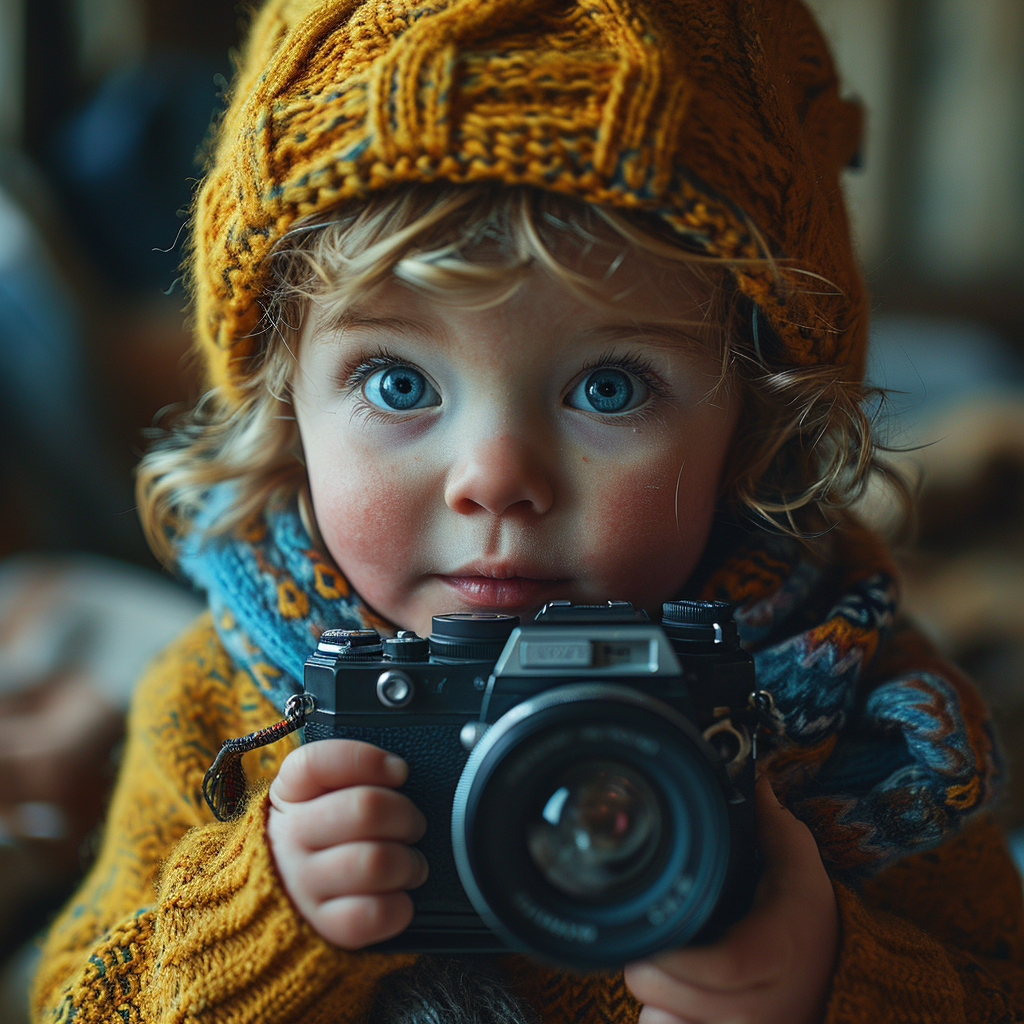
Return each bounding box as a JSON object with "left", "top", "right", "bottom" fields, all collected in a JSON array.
[
  {"left": 178, "top": 489, "right": 389, "bottom": 712},
  {"left": 192, "top": 0, "right": 867, "bottom": 406},
  {"left": 704, "top": 527, "right": 1003, "bottom": 876},
  {"left": 31, "top": 621, "right": 417, "bottom": 1024}
]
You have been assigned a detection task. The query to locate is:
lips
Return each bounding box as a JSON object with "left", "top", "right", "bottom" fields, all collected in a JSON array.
[{"left": 438, "top": 562, "right": 568, "bottom": 611}]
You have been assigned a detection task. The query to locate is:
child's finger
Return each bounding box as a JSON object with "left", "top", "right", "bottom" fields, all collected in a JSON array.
[
  {"left": 312, "top": 891, "right": 415, "bottom": 950},
  {"left": 637, "top": 1006, "right": 695, "bottom": 1024},
  {"left": 271, "top": 738, "right": 408, "bottom": 804},
  {"left": 627, "top": 959, "right": 772, "bottom": 1024},
  {"left": 285, "top": 784, "right": 427, "bottom": 849},
  {"left": 302, "top": 840, "right": 429, "bottom": 900},
  {"left": 625, "top": 918, "right": 783, "bottom": 999},
  {"left": 630, "top": 896, "right": 789, "bottom": 992},
  {"left": 752, "top": 775, "right": 823, "bottom": 899}
]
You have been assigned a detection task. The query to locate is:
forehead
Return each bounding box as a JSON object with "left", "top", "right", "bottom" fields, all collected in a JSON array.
[{"left": 303, "top": 241, "right": 720, "bottom": 350}]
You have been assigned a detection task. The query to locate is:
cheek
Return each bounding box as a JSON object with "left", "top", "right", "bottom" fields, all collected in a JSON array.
[
  {"left": 585, "top": 464, "right": 690, "bottom": 560},
  {"left": 580, "top": 444, "right": 725, "bottom": 594},
  {"left": 589, "top": 465, "right": 673, "bottom": 547},
  {"left": 307, "top": 457, "right": 427, "bottom": 592}
]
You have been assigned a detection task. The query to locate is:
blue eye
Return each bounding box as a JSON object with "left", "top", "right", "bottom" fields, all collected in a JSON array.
[
  {"left": 364, "top": 364, "right": 439, "bottom": 411},
  {"left": 566, "top": 368, "right": 646, "bottom": 415}
]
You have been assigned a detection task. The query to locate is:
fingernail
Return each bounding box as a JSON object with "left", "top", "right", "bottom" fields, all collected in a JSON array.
[{"left": 384, "top": 754, "right": 408, "bottom": 782}]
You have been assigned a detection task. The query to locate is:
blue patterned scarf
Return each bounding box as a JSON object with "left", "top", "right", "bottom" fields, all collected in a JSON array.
[{"left": 179, "top": 491, "right": 1000, "bottom": 880}]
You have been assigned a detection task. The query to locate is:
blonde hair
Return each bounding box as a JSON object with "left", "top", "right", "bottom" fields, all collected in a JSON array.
[{"left": 138, "top": 183, "right": 900, "bottom": 565}]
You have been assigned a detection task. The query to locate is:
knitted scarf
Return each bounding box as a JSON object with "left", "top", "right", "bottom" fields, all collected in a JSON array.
[{"left": 179, "top": 495, "right": 1000, "bottom": 882}]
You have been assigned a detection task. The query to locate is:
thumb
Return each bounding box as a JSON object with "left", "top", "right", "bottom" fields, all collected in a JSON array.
[{"left": 754, "top": 775, "right": 821, "bottom": 888}]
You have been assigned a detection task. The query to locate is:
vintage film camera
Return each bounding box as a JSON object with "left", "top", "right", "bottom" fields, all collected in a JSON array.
[{"left": 302, "top": 599, "right": 758, "bottom": 969}]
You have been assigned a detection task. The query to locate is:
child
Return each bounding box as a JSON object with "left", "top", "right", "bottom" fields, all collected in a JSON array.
[{"left": 31, "top": 0, "right": 1024, "bottom": 1021}]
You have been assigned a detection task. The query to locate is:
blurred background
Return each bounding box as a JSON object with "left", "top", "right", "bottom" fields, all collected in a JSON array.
[{"left": 0, "top": 0, "right": 1019, "bottom": 1019}]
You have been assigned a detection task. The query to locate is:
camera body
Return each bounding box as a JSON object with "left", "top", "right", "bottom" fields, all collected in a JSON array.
[{"left": 302, "top": 600, "right": 757, "bottom": 969}]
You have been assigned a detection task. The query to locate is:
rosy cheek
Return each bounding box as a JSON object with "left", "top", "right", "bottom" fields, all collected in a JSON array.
[
  {"left": 582, "top": 462, "right": 715, "bottom": 595},
  {"left": 588, "top": 467, "right": 676, "bottom": 551},
  {"left": 311, "top": 467, "right": 424, "bottom": 591},
  {"left": 589, "top": 471, "right": 663, "bottom": 546}
]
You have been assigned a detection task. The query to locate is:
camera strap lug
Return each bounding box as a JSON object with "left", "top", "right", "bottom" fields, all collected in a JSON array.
[
  {"left": 748, "top": 689, "right": 780, "bottom": 733},
  {"left": 747, "top": 689, "right": 782, "bottom": 764},
  {"left": 202, "top": 693, "right": 317, "bottom": 821},
  {"left": 702, "top": 718, "right": 752, "bottom": 779}
]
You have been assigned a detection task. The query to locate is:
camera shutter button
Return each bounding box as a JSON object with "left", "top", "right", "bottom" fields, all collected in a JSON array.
[{"left": 376, "top": 670, "right": 414, "bottom": 708}]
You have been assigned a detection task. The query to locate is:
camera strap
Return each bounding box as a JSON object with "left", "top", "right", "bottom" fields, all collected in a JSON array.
[{"left": 202, "top": 693, "right": 316, "bottom": 821}]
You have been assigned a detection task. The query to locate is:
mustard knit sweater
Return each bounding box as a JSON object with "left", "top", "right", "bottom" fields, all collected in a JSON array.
[{"left": 30, "top": 615, "right": 1024, "bottom": 1023}]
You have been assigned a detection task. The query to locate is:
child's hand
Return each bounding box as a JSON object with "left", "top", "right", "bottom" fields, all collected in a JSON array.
[
  {"left": 624, "top": 776, "right": 838, "bottom": 1024},
  {"left": 267, "top": 739, "right": 429, "bottom": 949}
]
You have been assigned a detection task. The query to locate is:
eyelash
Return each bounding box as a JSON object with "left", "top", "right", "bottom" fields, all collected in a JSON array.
[
  {"left": 336, "top": 345, "right": 672, "bottom": 422},
  {"left": 336, "top": 347, "right": 407, "bottom": 392},
  {"left": 575, "top": 350, "right": 672, "bottom": 404},
  {"left": 331, "top": 347, "right": 421, "bottom": 426}
]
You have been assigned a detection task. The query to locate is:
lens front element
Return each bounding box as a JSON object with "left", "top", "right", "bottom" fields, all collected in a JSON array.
[{"left": 528, "top": 760, "right": 662, "bottom": 901}]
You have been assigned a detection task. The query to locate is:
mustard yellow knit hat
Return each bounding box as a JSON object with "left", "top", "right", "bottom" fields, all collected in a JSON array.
[{"left": 192, "top": 0, "right": 865, "bottom": 404}]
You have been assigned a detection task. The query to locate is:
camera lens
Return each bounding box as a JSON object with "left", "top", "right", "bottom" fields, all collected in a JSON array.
[
  {"left": 527, "top": 760, "right": 662, "bottom": 900},
  {"left": 452, "top": 684, "right": 732, "bottom": 968}
]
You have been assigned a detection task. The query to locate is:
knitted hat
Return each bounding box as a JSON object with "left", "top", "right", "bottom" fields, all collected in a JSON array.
[{"left": 192, "top": 0, "right": 866, "bottom": 404}]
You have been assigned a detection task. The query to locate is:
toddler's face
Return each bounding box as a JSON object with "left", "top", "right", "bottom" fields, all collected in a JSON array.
[{"left": 293, "top": 251, "right": 739, "bottom": 638}]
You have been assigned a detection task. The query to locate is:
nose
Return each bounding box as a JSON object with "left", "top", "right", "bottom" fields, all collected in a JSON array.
[{"left": 445, "top": 432, "right": 555, "bottom": 517}]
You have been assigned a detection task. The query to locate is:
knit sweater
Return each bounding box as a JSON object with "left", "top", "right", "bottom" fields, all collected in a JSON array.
[{"left": 30, "top": 612, "right": 1024, "bottom": 1023}]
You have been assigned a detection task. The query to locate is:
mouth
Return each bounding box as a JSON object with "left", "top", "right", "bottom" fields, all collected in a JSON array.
[{"left": 438, "top": 563, "right": 569, "bottom": 611}]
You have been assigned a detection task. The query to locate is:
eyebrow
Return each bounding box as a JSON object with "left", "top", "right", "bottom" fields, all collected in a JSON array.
[
  {"left": 584, "top": 321, "right": 714, "bottom": 351},
  {"left": 316, "top": 308, "right": 444, "bottom": 340},
  {"left": 313, "top": 309, "right": 712, "bottom": 351}
]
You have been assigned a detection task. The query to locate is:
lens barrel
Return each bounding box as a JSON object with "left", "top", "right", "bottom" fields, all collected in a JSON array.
[{"left": 452, "top": 684, "right": 731, "bottom": 968}]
